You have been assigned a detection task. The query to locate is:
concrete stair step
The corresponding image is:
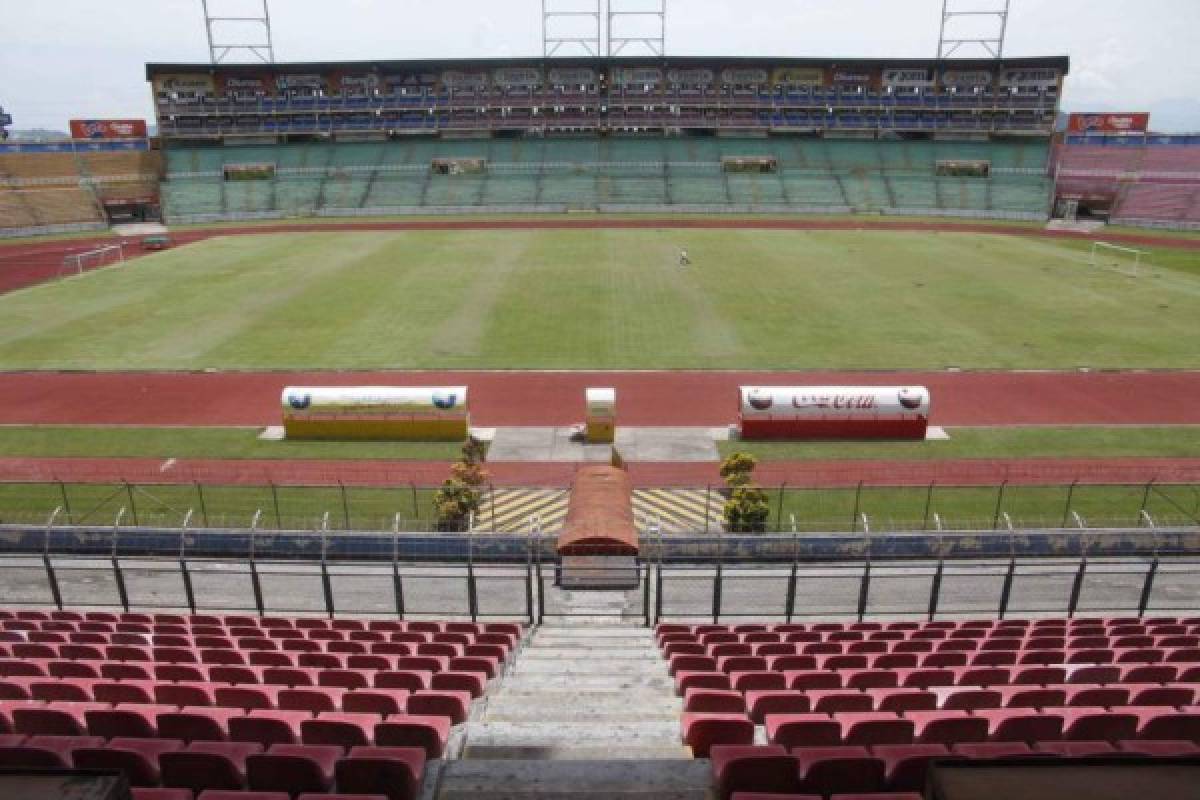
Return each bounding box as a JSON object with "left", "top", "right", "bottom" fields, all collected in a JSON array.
[
  {"left": 518, "top": 649, "right": 661, "bottom": 660},
  {"left": 436, "top": 759, "right": 708, "bottom": 797},
  {"left": 501, "top": 677, "right": 676, "bottom": 691},
  {"left": 460, "top": 744, "right": 694, "bottom": 761},
  {"left": 483, "top": 710, "right": 681, "bottom": 724},
  {"left": 465, "top": 720, "right": 683, "bottom": 744},
  {"left": 509, "top": 664, "right": 669, "bottom": 677}
]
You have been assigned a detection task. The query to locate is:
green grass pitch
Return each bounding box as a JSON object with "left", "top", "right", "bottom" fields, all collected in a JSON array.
[{"left": 0, "top": 228, "right": 1197, "bottom": 370}]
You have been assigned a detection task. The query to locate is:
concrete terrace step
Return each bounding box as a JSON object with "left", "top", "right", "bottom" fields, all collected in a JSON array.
[
  {"left": 499, "top": 675, "right": 675, "bottom": 690},
  {"left": 435, "top": 759, "right": 709, "bottom": 797}
]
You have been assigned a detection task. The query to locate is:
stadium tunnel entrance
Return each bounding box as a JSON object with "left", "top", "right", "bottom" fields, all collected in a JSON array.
[{"left": 556, "top": 465, "right": 641, "bottom": 590}]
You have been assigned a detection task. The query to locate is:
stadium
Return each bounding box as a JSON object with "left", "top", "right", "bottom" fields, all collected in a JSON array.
[{"left": 0, "top": 1, "right": 1199, "bottom": 798}]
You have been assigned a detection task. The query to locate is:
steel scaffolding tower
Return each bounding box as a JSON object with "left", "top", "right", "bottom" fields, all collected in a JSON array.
[
  {"left": 202, "top": 0, "right": 276, "bottom": 64},
  {"left": 607, "top": 0, "right": 665, "bottom": 57},
  {"left": 542, "top": 0, "right": 603, "bottom": 57},
  {"left": 937, "top": 0, "right": 1010, "bottom": 59}
]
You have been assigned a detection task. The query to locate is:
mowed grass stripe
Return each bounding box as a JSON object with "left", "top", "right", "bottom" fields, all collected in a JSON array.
[{"left": 0, "top": 229, "right": 1196, "bottom": 369}]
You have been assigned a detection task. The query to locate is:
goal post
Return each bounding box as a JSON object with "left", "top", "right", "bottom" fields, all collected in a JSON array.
[
  {"left": 58, "top": 243, "right": 125, "bottom": 279},
  {"left": 1089, "top": 241, "right": 1145, "bottom": 277}
]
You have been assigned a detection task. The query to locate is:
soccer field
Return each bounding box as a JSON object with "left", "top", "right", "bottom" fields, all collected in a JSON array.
[{"left": 0, "top": 228, "right": 1197, "bottom": 370}]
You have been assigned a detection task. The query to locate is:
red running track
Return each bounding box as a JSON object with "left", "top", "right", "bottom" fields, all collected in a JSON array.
[
  {"left": 2, "top": 217, "right": 1200, "bottom": 296},
  {"left": 2, "top": 456, "right": 1198, "bottom": 488},
  {"left": 2, "top": 370, "right": 1200, "bottom": 427}
]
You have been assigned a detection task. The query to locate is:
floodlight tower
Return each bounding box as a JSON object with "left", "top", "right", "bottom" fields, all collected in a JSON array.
[
  {"left": 201, "top": 0, "right": 276, "bottom": 64},
  {"left": 542, "top": 0, "right": 603, "bottom": 57},
  {"left": 937, "top": 0, "right": 1010, "bottom": 59},
  {"left": 607, "top": 0, "right": 666, "bottom": 57}
]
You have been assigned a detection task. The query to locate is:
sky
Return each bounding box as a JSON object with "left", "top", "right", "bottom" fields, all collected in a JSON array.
[{"left": 1, "top": 0, "right": 1198, "bottom": 132}]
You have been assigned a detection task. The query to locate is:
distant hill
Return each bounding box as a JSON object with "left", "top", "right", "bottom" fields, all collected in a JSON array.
[{"left": 7, "top": 129, "right": 71, "bottom": 142}]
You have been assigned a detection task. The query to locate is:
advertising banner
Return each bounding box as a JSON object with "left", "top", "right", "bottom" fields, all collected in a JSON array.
[
  {"left": 151, "top": 73, "right": 216, "bottom": 95},
  {"left": 548, "top": 67, "right": 597, "bottom": 86},
  {"left": 441, "top": 70, "right": 489, "bottom": 89},
  {"left": 721, "top": 67, "right": 769, "bottom": 85},
  {"left": 494, "top": 67, "right": 542, "bottom": 88},
  {"left": 1067, "top": 112, "right": 1150, "bottom": 134},
  {"left": 739, "top": 386, "right": 930, "bottom": 418},
  {"left": 999, "top": 68, "right": 1060, "bottom": 88},
  {"left": 940, "top": 69, "right": 993, "bottom": 87},
  {"left": 281, "top": 387, "right": 469, "bottom": 417},
  {"left": 883, "top": 68, "right": 933, "bottom": 87},
  {"left": 666, "top": 68, "right": 715, "bottom": 86},
  {"left": 832, "top": 70, "right": 874, "bottom": 85},
  {"left": 331, "top": 72, "right": 379, "bottom": 95},
  {"left": 612, "top": 67, "right": 663, "bottom": 87},
  {"left": 771, "top": 67, "right": 825, "bottom": 87},
  {"left": 69, "top": 119, "right": 148, "bottom": 140}
]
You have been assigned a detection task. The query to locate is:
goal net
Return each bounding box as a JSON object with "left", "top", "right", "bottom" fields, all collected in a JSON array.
[
  {"left": 1089, "top": 241, "right": 1145, "bottom": 277},
  {"left": 59, "top": 244, "right": 125, "bottom": 279}
]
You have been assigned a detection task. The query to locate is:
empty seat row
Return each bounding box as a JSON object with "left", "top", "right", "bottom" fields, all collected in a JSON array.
[
  {"left": 0, "top": 733, "right": 424, "bottom": 800},
  {"left": 657, "top": 617, "right": 1198, "bottom": 637},
  {"left": 0, "top": 631, "right": 515, "bottom": 653},
  {"left": 681, "top": 705, "right": 1200, "bottom": 755},
  {"left": 710, "top": 740, "right": 1200, "bottom": 800},
  {"left": 662, "top": 632, "right": 1200, "bottom": 651},
  {"left": 686, "top": 683, "right": 1199, "bottom": 719},
  {"left": 0, "top": 701, "right": 457, "bottom": 756}
]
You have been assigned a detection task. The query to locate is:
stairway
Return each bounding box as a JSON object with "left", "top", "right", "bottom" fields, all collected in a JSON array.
[{"left": 430, "top": 594, "right": 709, "bottom": 798}]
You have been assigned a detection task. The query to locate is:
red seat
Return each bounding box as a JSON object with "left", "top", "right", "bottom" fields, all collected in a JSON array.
[
  {"left": 1033, "top": 740, "right": 1118, "bottom": 757},
  {"left": 16, "top": 702, "right": 108, "bottom": 736},
  {"left": 301, "top": 712, "right": 381, "bottom": 747},
  {"left": 1059, "top": 706, "right": 1139, "bottom": 742},
  {"left": 278, "top": 687, "right": 345, "bottom": 714},
  {"left": 343, "top": 689, "right": 410, "bottom": 716},
  {"left": 334, "top": 745, "right": 426, "bottom": 800},
  {"left": 745, "top": 691, "right": 809, "bottom": 724},
  {"left": 407, "top": 690, "right": 469, "bottom": 724},
  {"left": 766, "top": 714, "right": 842, "bottom": 749},
  {"left": 807, "top": 691, "right": 873, "bottom": 714},
  {"left": 867, "top": 689, "right": 936, "bottom": 714},
  {"left": 950, "top": 741, "right": 1035, "bottom": 759},
  {"left": 681, "top": 712, "right": 754, "bottom": 757},
  {"left": 158, "top": 707, "right": 242, "bottom": 743},
  {"left": 793, "top": 746, "right": 886, "bottom": 796},
  {"left": 785, "top": 671, "right": 842, "bottom": 691},
  {"left": 160, "top": 741, "right": 263, "bottom": 793},
  {"left": 684, "top": 689, "right": 746, "bottom": 713},
  {"left": 229, "top": 710, "right": 311, "bottom": 747},
  {"left": 676, "top": 671, "right": 731, "bottom": 693},
  {"left": 903, "top": 710, "right": 988, "bottom": 746},
  {"left": 874, "top": 743, "right": 956, "bottom": 792},
  {"left": 214, "top": 686, "right": 283, "bottom": 711},
  {"left": 1129, "top": 707, "right": 1200, "bottom": 742},
  {"left": 431, "top": 670, "right": 486, "bottom": 698},
  {"left": 374, "top": 670, "right": 432, "bottom": 691},
  {"left": 974, "top": 709, "right": 1064, "bottom": 743},
  {"left": 247, "top": 743, "right": 341, "bottom": 794},
  {"left": 374, "top": 714, "right": 453, "bottom": 758},
  {"left": 86, "top": 704, "right": 175, "bottom": 739},
  {"left": 710, "top": 744, "right": 803, "bottom": 800},
  {"left": 837, "top": 713, "right": 914, "bottom": 747},
  {"left": 1117, "top": 740, "right": 1200, "bottom": 757}
]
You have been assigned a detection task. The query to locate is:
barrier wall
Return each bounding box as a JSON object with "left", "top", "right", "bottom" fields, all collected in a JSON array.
[
  {"left": 739, "top": 385, "right": 930, "bottom": 440},
  {"left": 282, "top": 386, "right": 469, "bottom": 441}
]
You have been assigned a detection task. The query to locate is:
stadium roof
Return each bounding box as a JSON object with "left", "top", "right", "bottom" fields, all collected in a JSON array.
[{"left": 147, "top": 55, "right": 1070, "bottom": 78}]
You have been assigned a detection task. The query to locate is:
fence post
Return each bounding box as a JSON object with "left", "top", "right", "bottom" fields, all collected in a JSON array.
[
  {"left": 1137, "top": 559, "right": 1159, "bottom": 616},
  {"left": 410, "top": 483, "right": 419, "bottom": 519},
  {"left": 1067, "top": 556, "right": 1088, "bottom": 618},
  {"left": 856, "top": 561, "right": 872, "bottom": 623},
  {"left": 784, "top": 530, "right": 798, "bottom": 624},
  {"left": 998, "top": 557, "right": 1017, "bottom": 619},
  {"left": 1061, "top": 481, "right": 1077, "bottom": 528},
  {"left": 319, "top": 529, "right": 335, "bottom": 619},
  {"left": 195, "top": 483, "right": 209, "bottom": 527},
  {"left": 58, "top": 481, "right": 73, "bottom": 525},
  {"left": 704, "top": 485, "right": 712, "bottom": 534},
  {"left": 111, "top": 509, "right": 129, "bottom": 613},
  {"left": 654, "top": 564, "right": 664, "bottom": 625},
  {"left": 642, "top": 562, "right": 652, "bottom": 627},
  {"left": 775, "top": 482, "right": 786, "bottom": 532},
  {"left": 339, "top": 481, "right": 351, "bottom": 530},
  {"left": 392, "top": 521, "right": 405, "bottom": 619},
  {"left": 922, "top": 482, "right": 935, "bottom": 530},
  {"left": 42, "top": 508, "right": 64, "bottom": 611},
  {"left": 524, "top": 534, "right": 535, "bottom": 626},
  {"left": 927, "top": 559, "right": 944, "bottom": 621},
  {"left": 991, "top": 481, "right": 1007, "bottom": 530},
  {"left": 270, "top": 483, "right": 282, "bottom": 529},
  {"left": 850, "top": 481, "right": 864, "bottom": 532},
  {"left": 712, "top": 529, "right": 723, "bottom": 624},
  {"left": 124, "top": 482, "right": 139, "bottom": 532},
  {"left": 179, "top": 510, "right": 196, "bottom": 615},
  {"left": 248, "top": 526, "right": 265, "bottom": 616},
  {"left": 466, "top": 532, "right": 479, "bottom": 623},
  {"left": 535, "top": 561, "right": 545, "bottom": 625}
]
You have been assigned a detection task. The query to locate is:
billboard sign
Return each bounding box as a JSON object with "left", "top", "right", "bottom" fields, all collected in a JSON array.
[
  {"left": 999, "top": 68, "right": 1060, "bottom": 88},
  {"left": 721, "top": 68, "right": 769, "bottom": 85},
  {"left": 548, "top": 67, "right": 596, "bottom": 86},
  {"left": 940, "top": 69, "right": 993, "bottom": 87},
  {"left": 69, "top": 119, "right": 148, "bottom": 140},
  {"left": 772, "top": 67, "right": 825, "bottom": 87},
  {"left": 281, "top": 386, "right": 469, "bottom": 417},
  {"left": 739, "top": 386, "right": 930, "bottom": 419},
  {"left": 612, "top": 67, "right": 663, "bottom": 86},
  {"left": 882, "top": 68, "right": 933, "bottom": 88},
  {"left": 494, "top": 67, "right": 542, "bottom": 88},
  {"left": 1067, "top": 112, "right": 1150, "bottom": 134}
]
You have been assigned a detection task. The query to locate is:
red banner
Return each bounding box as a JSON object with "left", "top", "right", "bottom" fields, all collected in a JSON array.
[
  {"left": 69, "top": 119, "right": 148, "bottom": 140},
  {"left": 1067, "top": 113, "right": 1150, "bottom": 134}
]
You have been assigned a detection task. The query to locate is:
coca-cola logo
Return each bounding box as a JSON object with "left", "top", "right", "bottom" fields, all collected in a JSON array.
[
  {"left": 898, "top": 388, "right": 923, "bottom": 410},
  {"left": 747, "top": 390, "right": 773, "bottom": 411}
]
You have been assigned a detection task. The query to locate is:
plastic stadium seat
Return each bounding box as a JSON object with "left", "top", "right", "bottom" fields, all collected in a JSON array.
[
  {"left": 829, "top": 794, "right": 922, "bottom": 800},
  {"left": 86, "top": 704, "right": 176, "bottom": 739},
  {"left": 837, "top": 713, "right": 914, "bottom": 747},
  {"left": 995, "top": 687, "right": 1065, "bottom": 709},
  {"left": 1066, "top": 665, "right": 1121, "bottom": 684},
  {"left": 16, "top": 702, "right": 109, "bottom": 736},
  {"left": 807, "top": 691, "right": 873, "bottom": 714},
  {"left": 1130, "top": 708, "right": 1200, "bottom": 742},
  {"left": 73, "top": 737, "right": 184, "bottom": 787},
  {"left": 874, "top": 743, "right": 956, "bottom": 792},
  {"left": 710, "top": 744, "right": 803, "bottom": 800},
  {"left": 904, "top": 710, "right": 988, "bottom": 746},
  {"left": 1061, "top": 685, "right": 1129, "bottom": 708},
  {"left": 785, "top": 671, "right": 842, "bottom": 691},
  {"left": 158, "top": 707, "right": 242, "bottom": 743},
  {"left": 374, "top": 714, "right": 452, "bottom": 758},
  {"left": 951, "top": 741, "right": 1035, "bottom": 759},
  {"left": 1117, "top": 740, "right": 1200, "bottom": 757},
  {"left": 229, "top": 710, "right": 311, "bottom": 747},
  {"left": 1033, "top": 740, "right": 1118, "bottom": 757},
  {"left": 301, "top": 712, "right": 381, "bottom": 747},
  {"left": 793, "top": 746, "right": 886, "bottom": 796},
  {"left": 867, "top": 689, "right": 936, "bottom": 714},
  {"left": 335, "top": 746, "right": 426, "bottom": 800},
  {"left": 1059, "top": 707, "right": 1139, "bottom": 741},
  {"left": 766, "top": 714, "right": 843, "bottom": 749},
  {"left": 160, "top": 740, "right": 263, "bottom": 793},
  {"left": 215, "top": 686, "right": 283, "bottom": 711},
  {"left": 279, "top": 688, "right": 345, "bottom": 714},
  {"left": 247, "top": 743, "right": 341, "bottom": 794},
  {"left": 745, "top": 691, "right": 809, "bottom": 724},
  {"left": 197, "top": 790, "right": 290, "bottom": 800},
  {"left": 431, "top": 670, "right": 486, "bottom": 698},
  {"left": 374, "top": 670, "right": 432, "bottom": 691},
  {"left": 974, "top": 709, "right": 1064, "bottom": 743},
  {"left": 684, "top": 689, "right": 746, "bottom": 713},
  {"left": 130, "top": 789, "right": 193, "bottom": 800},
  {"left": 681, "top": 712, "right": 755, "bottom": 757},
  {"left": 407, "top": 690, "right": 469, "bottom": 724},
  {"left": 343, "top": 689, "right": 410, "bottom": 716}
]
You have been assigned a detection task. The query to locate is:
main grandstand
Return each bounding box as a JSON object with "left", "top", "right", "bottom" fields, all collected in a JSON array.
[{"left": 149, "top": 56, "right": 1061, "bottom": 221}]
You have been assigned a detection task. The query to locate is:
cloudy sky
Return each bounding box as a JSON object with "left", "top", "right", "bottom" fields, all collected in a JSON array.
[{"left": 2, "top": 0, "right": 1198, "bottom": 131}]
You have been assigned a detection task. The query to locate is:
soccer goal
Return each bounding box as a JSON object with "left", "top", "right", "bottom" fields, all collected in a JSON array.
[
  {"left": 1089, "top": 241, "right": 1145, "bottom": 277},
  {"left": 59, "top": 243, "right": 125, "bottom": 279}
]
